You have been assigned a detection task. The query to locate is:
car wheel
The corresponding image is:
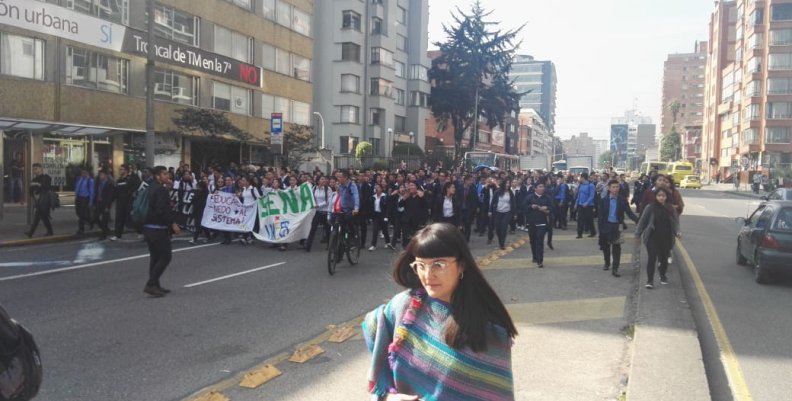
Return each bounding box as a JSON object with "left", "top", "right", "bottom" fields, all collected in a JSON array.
[
  {"left": 754, "top": 252, "right": 770, "bottom": 285},
  {"left": 736, "top": 241, "right": 747, "bottom": 266}
]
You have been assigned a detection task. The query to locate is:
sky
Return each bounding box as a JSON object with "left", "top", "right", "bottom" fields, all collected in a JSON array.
[{"left": 426, "top": 0, "right": 716, "bottom": 141}]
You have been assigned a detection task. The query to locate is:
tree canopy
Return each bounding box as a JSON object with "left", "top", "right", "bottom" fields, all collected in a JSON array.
[
  {"left": 429, "top": 0, "right": 524, "bottom": 164},
  {"left": 660, "top": 130, "right": 682, "bottom": 162},
  {"left": 171, "top": 108, "right": 249, "bottom": 141},
  {"left": 282, "top": 124, "right": 317, "bottom": 170}
]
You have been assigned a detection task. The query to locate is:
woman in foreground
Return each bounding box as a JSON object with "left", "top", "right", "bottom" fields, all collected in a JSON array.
[{"left": 363, "top": 223, "right": 517, "bottom": 401}]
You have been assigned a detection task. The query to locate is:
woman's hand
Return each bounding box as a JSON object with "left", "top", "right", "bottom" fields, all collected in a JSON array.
[{"left": 385, "top": 394, "right": 419, "bottom": 401}]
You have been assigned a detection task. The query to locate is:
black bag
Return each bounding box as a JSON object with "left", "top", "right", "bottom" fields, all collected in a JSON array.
[
  {"left": 48, "top": 192, "right": 60, "bottom": 210},
  {"left": 0, "top": 305, "right": 42, "bottom": 401}
]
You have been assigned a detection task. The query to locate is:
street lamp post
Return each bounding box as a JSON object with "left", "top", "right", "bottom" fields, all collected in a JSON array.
[
  {"left": 387, "top": 128, "right": 393, "bottom": 157},
  {"left": 312, "top": 112, "right": 325, "bottom": 149},
  {"left": 408, "top": 131, "right": 414, "bottom": 169}
]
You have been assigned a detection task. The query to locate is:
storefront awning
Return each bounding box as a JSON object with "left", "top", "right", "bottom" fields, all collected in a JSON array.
[{"left": 0, "top": 118, "right": 143, "bottom": 136}]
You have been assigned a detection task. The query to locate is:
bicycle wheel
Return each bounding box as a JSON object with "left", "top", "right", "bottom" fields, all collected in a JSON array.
[
  {"left": 347, "top": 231, "right": 361, "bottom": 265},
  {"left": 327, "top": 230, "right": 339, "bottom": 275}
]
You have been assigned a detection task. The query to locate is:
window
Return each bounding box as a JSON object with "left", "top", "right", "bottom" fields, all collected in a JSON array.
[
  {"left": 292, "top": 101, "right": 311, "bottom": 125},
  {"left": 370, "top": 138, "right": 380, "bottom": 156},
  {"left": 372, "top": 17, "right": 383, "bottom": 35},
  {"left": 742, "top": 128, "right": 759, "bottom": 145},
  {"left": 214, "top": 26, "right": 251, "bottom": 63},
  {"left": 262, "top": 94, "right": 292, "bottom": 122},
  {"left": 212, "top": 81, "right": 251, "bottom": 115},
  {"left": 410, "top": 65, "right": 428, "bottom": 81},
  {"left": 767, "top": 78, "right": 792, "bottom": 94},
  {"left": 744, "top": 104, "right": 761, "bottom": 120},
  {"left": 225, "top": 0, "right": 252, "bottom": 11},
  {"left": 261, "top": 43, "right": 276, "bottom": 71},
  {"left": 748, "top": 56, "right": 763, "bottom": 72},
  {"left": 154, "top": 69, "right": 198, "bottom": 105},
  {"left": 751, "top": 8, "right": 765, "bottom": 25},
  {"left": 0, "top": 33, "right": 45, "bottom": 80},
  {"left": 292, "top": 54, "right": 311, "bottom": 81},
  {"left": 766, "top": 127, "right": 792, "bottom": 143},
  {"left": 772, "top": 4, "right": 792, "bottom": 21},
  {"left": 410, "top": 91, "right": 429, "bottom": 107},
  {"left": 67, "top": 0, "right": 128, "bottom": 25},
  {"left": 340, "top": 105, "right": 360, "bottom": 124},
  {"left": 371, "top": 47, "right": 394, "bottom": 67},
  {"left": 341, "top": 74, "right": 360, "bottom": 93},
  {"left": 394, "top": 61, "right": 405, "bottom": 78},
  {"left": 341, "top": 42, "right": 361, "bottom": 62},
  {"left": 261, "top": 0, "right": 276, "bottom": 20},
  {"left": 370, "top": 78, "right": 393, "bottom": 97},
  {"left": 767, "top": 102, "right": 792, "bottom": 119},
  {"left": 396, "top": 6, "right": 406, "bottom": 25},
  {"left": 154, "top": 4, "right": 198, "bottom": 46},
  {"left": 397, "top": 34, "right": 407, "bottom": 51},
  {"left": 770, "top": 29, "right": 792, "bottom": 46},
  {"left": 394, "top": 115, "right": 406, "bottom": 133},
  {"left": 292, "top": 7, "right": 312, "bottom": 36},
  {"left": 769, "top": 53, "right": 792, "bottom": 70},
  {"left": 370, "top": 108, "right": 384, "bottom": 126},
  {"left": 66, "top": 47, "right": 128, "bottom": 94},
  {"left": 342, "top": 10, "right": 362, "bottom": 31},
  {"left": 276, "top": 0, "right": 292, "bottom": 28},
  {"left": 749, "top": 33, "right": 764, "bottom": 49},
  {"left": 371, "top": 0, "right": 383, "bottom": 4},
  {"left": 395, "top": 88, "right": 405, "bottom": 105},
  {"left": 275, "top": 48, "right": 290, "bottom": 75},
  {"left": 339, "top": 136, "right": 358, "bottom": 154}
]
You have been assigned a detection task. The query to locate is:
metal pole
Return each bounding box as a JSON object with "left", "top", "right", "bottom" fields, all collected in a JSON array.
[
  {"left": 473, "top": 85, "right": 479, "bottom": 151},
  {"left": 27, "top": 131, "right": 33, "bottom": 225},
  {"left": 0, "top": 130, "right": 4, "bottom": 221},
  {"left": 313, "top": 112, "right": 325, "bottom": 149},
  {"left": 145, "top": 0, "right": 156, "bottom": 168}
]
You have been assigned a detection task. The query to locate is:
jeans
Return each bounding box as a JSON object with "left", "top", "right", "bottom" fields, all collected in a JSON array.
[
  {"left": 577, "top": 206, "right": 596, "bottom": 236},
  {"left": 371, "top": 212, "right": 390, "bottom": 246},
  {"left": 529, "top": 224, "right": 547, "bottom": 263},
  {"left": 305, "top": 212, "right": 329, "bottom": 252},
  {"left": 601, "top": 223, "right": 623, "bottom": 270},
  {"left": 492, "top": 211, "right": 511, "bottom": 247},
  {"left": 9, "top": 177, "right": 23, "bottom": 203},
  {"left": 114, "top": 200, "right": 130, "bottom": 237},
  {"left": 460, "top": 211, "right": 474, "bottom": 242},
  {"left": 554, "top": 201, "right": 568, "bottom": 228},
  {"left": 144, "top": 228, "right": 172, "bottom": 288},
  {"left": 29, "top": 207, "right": 52, "bottom": 235},
  {"left": 75, "top": 196, "right": 91, "bottom": 232},
  {"left": 646, "top": 241, "right": 671, "bottom": 283}
]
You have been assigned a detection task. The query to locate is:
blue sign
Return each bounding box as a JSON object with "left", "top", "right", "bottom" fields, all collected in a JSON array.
[{"left": 271, "top": 113, "right": 283, "bottom": 134}]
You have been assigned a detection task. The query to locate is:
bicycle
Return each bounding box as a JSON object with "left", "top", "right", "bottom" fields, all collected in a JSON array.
[{"left": 327, "top": 212, "right": 361, "bottom": 275}]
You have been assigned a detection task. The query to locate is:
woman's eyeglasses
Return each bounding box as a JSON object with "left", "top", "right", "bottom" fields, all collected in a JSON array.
[{"left": 409, "top": 259, "right": 455, "bottom": 275}]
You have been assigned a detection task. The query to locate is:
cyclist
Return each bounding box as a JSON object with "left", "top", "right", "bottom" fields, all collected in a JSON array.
[{"left": 333, "top": 170, "right": 361, "bottom": 238}]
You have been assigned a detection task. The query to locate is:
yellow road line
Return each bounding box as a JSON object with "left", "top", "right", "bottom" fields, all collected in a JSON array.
[{"left": 676, "top": 243, "right": 754, "bottom": 401}]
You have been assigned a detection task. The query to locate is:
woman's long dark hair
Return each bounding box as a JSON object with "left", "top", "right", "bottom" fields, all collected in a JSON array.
[
  {"left": 653, "top": 188, "right": 676, "bottom": 216},
  {"left": 393, "top": 223, "right": 517, "bottom": 352}
]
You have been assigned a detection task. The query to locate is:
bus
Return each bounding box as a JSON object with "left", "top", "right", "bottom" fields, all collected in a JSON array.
[
  {"left": 667, "top": 161, "right": 695, "bottom": 184},
  {"left": 640, "top": 161, "right": 668, "bottom": 176},
  {"left": 463, "top": 151, "right": 519, "bottom": 172},
  {"left": 568, "top": 166, "right": 591, "bottom": 177},
  {"left": 552, "top": 160, "right": 568, "bottom": 172}
]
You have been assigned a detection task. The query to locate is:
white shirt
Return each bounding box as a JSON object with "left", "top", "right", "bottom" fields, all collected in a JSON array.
[
  {"left": 240, "top": 186, "right": 260, "bottom": 204},
  {"left": 313, "top": 185, "right": 330, "bottom": 209},
  {"left": 374, "top": 193, "right": 385, "bottom": 213},
  {"left": 326, "top": 190, "right": 338, "bottom": 213},
  {"left": 443, "top": 197, "right": 454, "bottom": 217},
  {"left": 496, "top": 192, "right": 511, "bottom": 213}
]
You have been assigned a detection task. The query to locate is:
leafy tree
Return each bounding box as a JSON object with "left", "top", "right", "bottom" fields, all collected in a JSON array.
[
  {"left": 282, "top": 124, "right": 317, "bottom": 170},
  {"left": 660, "top": 129, "right": 682, "bottom": 162},
  {"left": 429, "top": 1, "right": 524, "bottom": 164},
  {"left": 355, "top": 141, "right": 373, "bottom": 161},
  {"left": 171, "top": 108, "right": 250, "bottom": 141}
]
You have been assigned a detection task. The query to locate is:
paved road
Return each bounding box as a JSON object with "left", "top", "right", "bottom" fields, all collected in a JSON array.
[
  {"left": 677, "top": 189, "right": 792, "bottom": 401},
  {"left": 0, "top": 218, "right": 638, "bottom": 401}
]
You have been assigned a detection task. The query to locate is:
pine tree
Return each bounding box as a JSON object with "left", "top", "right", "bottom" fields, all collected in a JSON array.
[{"left": 429, "top": 1, "right": 524, "bottom": 164}]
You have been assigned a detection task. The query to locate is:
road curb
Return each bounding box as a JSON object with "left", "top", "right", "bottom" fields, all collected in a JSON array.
[{"left": 0, "top": 233, "right": 99, "bottom": 248}]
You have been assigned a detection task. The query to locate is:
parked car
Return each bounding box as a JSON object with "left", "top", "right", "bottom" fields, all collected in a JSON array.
[
  {"left": 678, "top": 175, "right": 702, "bottom": 189},
  {"left": 762, "top": 188, "right": 792, "bottom": 201},
  {"left": 735, "top": 201, "right": 792, "bottom": 284}
]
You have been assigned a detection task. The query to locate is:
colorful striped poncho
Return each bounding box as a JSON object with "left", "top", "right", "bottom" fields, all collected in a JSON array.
[{"left": 362, "top": 289, "right": 514, "bottom": 401}]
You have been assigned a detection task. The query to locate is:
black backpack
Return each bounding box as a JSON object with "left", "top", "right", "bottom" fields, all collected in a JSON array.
[{"left": 0, "top": 305, "right": 42, "bottom": 401}]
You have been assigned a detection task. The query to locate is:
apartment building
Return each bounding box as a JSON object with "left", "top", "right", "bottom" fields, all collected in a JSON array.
[
  {"left": 312, "top": 0, "right": 431, "bottom": 157},
  {"left": 510, "top": 54, "right": 557, "bottom": 133},
  {"left": 661, "top": 42, "right": 707, "bottom": 136},
  {"left": 1, "top": 0, "right": 313, "bottom": 193}
]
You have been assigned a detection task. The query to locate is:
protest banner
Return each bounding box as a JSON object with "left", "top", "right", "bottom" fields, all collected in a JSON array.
[
  {"left": 170, "top": 188, "right": 195, "bottom": 231},
  {"left": 254, "top": 183, "right": 316, "bottom": 243},
  {"left": 201, "top": 191, "right": 257, "bottom": 232}
]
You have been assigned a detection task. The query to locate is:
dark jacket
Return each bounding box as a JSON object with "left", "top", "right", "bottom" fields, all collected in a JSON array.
[
  {"left": 358, "top": 182, "right": 375, "bottom": 215},
  {"left": 435, "top": 195, "right": 461, "bottom": 226},
  {"left": 144, "top": 181, "right": 174, "bottom": 227},
  {"left": 598, "top": 195, "right": 639, "bottom": 228},
  {"left": 114, "top": 174, "right": 140, "bottom": 206},
  {"left": 372, "top": 193, "right": 388, "bottom": 215},
  {"left": 489, "top": 188, "right": 516, "bottom": 214},
  {"left": 94, "top": 179, "right": 115, "bottom": 210},
  {"left": 399, "top": 193, "right": 429, "bottom": 225},
  {"left": 31, "top": 174, "right": 52, "bottom": 211},
  {"left": 524, "top": 192, "right": 553, "bottom": 225},
  {"left": 455, "top": 184, "right": 479, "bottom": 220}
]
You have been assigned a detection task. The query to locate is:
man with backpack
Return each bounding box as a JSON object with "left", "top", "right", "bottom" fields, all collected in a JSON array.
[{"left": 140, "top": 166, "right": 181, "bottom": 298}]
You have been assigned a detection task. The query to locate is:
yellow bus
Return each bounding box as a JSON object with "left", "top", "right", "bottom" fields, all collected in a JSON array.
[
  {"left": 640, "top": 162, "right": 668, "bottom": 176},
  {"left": 667, "top": 161, "right": 695, "bottom": 184}
]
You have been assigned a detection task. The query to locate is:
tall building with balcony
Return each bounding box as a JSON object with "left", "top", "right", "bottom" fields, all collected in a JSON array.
[
  {"left": 1, "top": 0, "right": 313, "bottom": 195},
  {"left": 703, "top": 0, "right": 792, "bottom": 180},
  {"left": 510, "top": 54, "right": 557, "bottom": 133},
  {"left": 312, "top": 0, "right": 431, "bottom": 158},
  {"left": 662, "top": 42, "right": 708, "bottom": 136}
]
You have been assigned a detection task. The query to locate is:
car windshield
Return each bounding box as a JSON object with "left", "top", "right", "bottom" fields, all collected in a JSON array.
[
  {"left": 772, "top": 208, "right": 792, "bottom": 232},
  {"left": 685, "top": 176, "right": 699, "bottom": 181}
]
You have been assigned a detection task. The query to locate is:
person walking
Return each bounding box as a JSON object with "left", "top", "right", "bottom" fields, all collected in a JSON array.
[
  {"left": 436, "top": 181, "right": 460, "bottom": 227},
  {"left": 456, "top": 174, "right": 480, "bottom": 242},
  {"left": 576, "top": 173, "right": 597, "bottom": 238},
  {"left": 554, "top": 175, "right": 569, "bottom": 230},
  {"left": 524, "top": 182, "right": 553, "bottom": 267},
  {"left": 305, "top": 176, "right": 332, "bottom": 252},
  {"left": 635, "top": 188, "right": 681, "bottom": 289},
  {"left": 74, "top": 167, "right": 94, "bottom": 235},
  {"left": 362, "top": 223, "right": 517, "bottom": 401},
  {"left": 358, "top": 174, "right": 375, "bottom": 248},
  {"left": 598, "top": 180, "right": 639, "bottom": 277},
  {"left": 93, "top": 170, "right": 115, "bottom": 240},
  {"left": 489, "top": 179, "right": 515, "bottom": 250},
  {"left": 25, "top": 163, "right": 53, "bottom": 238},
  {"left": 143, "top": 166, "right": 181, "bottom": 297},
  {"left": 399, "top": 182, "right": 428, "bottom": 248},
  {"left": 110, "top": 165, "right": 140, "bottom": 240},
  {"left": 369, "top": 183, "right": 391, "bottom": 250},
  {"left": 190, "top": 180, "right": 211, "bottom": 244}
]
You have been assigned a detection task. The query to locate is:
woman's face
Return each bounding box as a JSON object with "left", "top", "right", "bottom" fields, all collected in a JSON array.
[
  {"left": 656, "top": 191, "right": 668, "bottom": 204},
  {"left": 411, "top": 257, "right": 462, "bottom": 303}
]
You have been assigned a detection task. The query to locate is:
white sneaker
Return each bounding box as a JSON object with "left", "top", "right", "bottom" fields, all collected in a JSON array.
[
  {"left": 379, "top": 233, "right": 385, "bottom": 239},
  {"left": 668, "top": 256, "right": 673, "bottom": 264},
  {"left": 368, "top": 246, "right": 376, "bottom": 251},
  {"left": 188, "top": 239, "right": 196, "bottom": 245},
  {"left": 108, "top": 236, "right": 118, "bottom": 241}
]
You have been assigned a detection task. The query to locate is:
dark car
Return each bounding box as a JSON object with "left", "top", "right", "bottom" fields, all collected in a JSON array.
[
  {"left": 736, "top": 201, "right": 792, "bottom": 284},
  {"left": 762, "top": 188, "right": 792, "bottom": 201}
]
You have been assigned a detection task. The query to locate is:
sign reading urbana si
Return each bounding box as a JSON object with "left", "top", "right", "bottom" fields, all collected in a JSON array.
[{"left": 0, "top": 0, "right": 263, "bottom": 87}]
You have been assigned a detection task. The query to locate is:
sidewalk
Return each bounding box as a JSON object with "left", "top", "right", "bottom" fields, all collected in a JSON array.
[{"left": 700, "top": 182, "right": 765, "bottom": 199}]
